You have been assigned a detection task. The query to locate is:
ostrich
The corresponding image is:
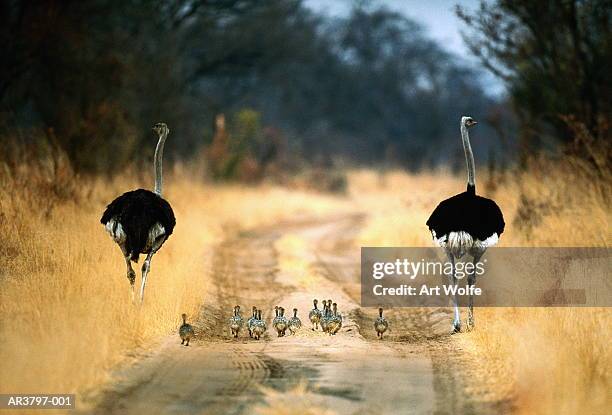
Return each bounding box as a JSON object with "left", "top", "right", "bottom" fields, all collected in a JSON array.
[
  {"left": 251, "top": 309, "right": 266, "bottom": 340},
  {"left": 374, "top": 307, "right": 389, "bottom": 339},
  {"left": 309, "top": 299, "right": 322, "bottom": 331},
  {"left": 179, "top": 313, "right": 195, "bottom": 346},
  {"left": 229, "top": 305, "right": 244, "bottom": 338},
  {"left": 288, "top": 308, "right": 302, "bottom": 335},
  {"left": 327, "top": 302, "right": 342, "bottom": 335},
  {"left": 426, "top": 116, "right": 505, "bottom": 333},
  {"left": 100, "top": 123, "right": 176, "bottom": 303}
]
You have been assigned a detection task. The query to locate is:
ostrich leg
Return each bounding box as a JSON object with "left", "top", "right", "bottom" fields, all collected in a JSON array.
[
  {"left": 140, "top": 252, "right": 155, "bottom": 304},
  {"left": 120, "top": 244, "right": 136, "bottom": 301},
  {"left": 139, "top": 232, "right": 165, "bottom": 304},
  {"left": 446, "top": 251, "right": 461, "bottom": 333},
  {"left": 467, "top": 253, "right": 483, "bottom": 331}
]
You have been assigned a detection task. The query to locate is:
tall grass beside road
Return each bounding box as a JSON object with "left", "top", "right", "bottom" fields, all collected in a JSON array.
[
  {"left": 349, "top": 162, "right": 611, "bottom": 415},
  {"left": 0, "top": 159, "right": 345, "bottom": 404}
]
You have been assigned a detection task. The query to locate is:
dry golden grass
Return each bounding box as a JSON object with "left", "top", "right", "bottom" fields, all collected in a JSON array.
[
  {"left": 349, "top": 164, "right": 611, "bottom": 415},
  {"left": 0, "top": 163, "right": 346, "bottom": 403},
  {"left": 349, "top": 169, "right": 461, "bottom": 246},
  {"left": 0, "top": 150, "right": 609, "bottom": 415}
]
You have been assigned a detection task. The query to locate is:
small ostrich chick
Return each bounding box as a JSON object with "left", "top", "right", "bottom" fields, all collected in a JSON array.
[
  {"left": 288, "top": 308, "right": 302, "bottom": 335},
  {"left": 374, "top": 307, "right": 389, "bottom": 339},
  {"left": 309, "top": 299, "right": 322, "bottom": 331},
  {"left": 179, "top": 313, "right": 195, "bottom": 346}
]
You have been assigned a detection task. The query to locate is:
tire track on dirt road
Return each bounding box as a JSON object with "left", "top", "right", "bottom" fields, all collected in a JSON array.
[{"left": 86, "top": 214, "right": 512, "bottom": 415}]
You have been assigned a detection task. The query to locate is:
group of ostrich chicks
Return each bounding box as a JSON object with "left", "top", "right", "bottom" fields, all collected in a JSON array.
[{"left": 178, "top": 299, "right": 390, "bottom": 346}]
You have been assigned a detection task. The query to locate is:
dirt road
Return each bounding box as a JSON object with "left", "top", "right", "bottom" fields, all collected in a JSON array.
[{"left": 86, "top": 215, "right": 512, "bottom": 415}]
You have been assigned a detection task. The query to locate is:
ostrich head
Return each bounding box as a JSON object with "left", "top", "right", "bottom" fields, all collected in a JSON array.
[
  {"left": 152, "top": 122, "right": 169, "bottom": 137},
  {"left": 181, "top": 313, "right": 187, "bottom": 322},
  {"left": 461, "top": 116, "right": 478, "bottom": 128}
]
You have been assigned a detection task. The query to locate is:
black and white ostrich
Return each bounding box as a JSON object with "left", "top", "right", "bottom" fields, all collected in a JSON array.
[
  {"left": 101, "top": 123, "right": 176, "bottom": 303},
  {"left": 426, "top": 116, "right": 505, "bottom": 333}
]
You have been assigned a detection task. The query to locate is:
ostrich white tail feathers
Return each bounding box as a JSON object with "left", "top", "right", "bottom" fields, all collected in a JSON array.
[
  {"left": 154, "top": 125, "right": 169, "bottom": 196},
  {"left": 145, "top": 222, "right": 166, "bottom": 252},
  {"left": 105, "top": 218, "right": 126, "bottom": 244},
  {"left": 446, "top": 231, "right": 474, "bottom": 259}
]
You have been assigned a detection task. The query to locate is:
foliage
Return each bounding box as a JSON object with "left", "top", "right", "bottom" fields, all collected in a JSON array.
[
  {"left": 1, "top": 1, "right": 507, "bottom": 174},
  {"left": 457, "top": 0, "right": 611, "bottom": 152},
  {"left": 205, "top": 109, "right": 281, "bottom": 181}
]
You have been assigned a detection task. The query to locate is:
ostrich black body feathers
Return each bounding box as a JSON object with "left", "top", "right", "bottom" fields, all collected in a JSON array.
[
  {"left": 101, "top": 189, "right": 175, "bottom": 261},
  {"left": 426, "top": 185, "right": 505, "bottom": 241}
]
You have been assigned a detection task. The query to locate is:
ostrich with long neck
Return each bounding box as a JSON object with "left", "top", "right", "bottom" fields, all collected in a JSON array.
[
  {"left": 426, "top": 116, "right": 505, "bottom": 333},
  {"left": 101, "top": 123, "right": 176, "bottom": 303}
]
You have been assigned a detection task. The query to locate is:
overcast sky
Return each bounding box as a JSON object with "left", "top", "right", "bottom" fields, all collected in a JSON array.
[
  {"left": 306, "top": 0, "right": 478, "bottom": 56},
  {"left": 304, "top": 0, "right": 505, "bottom": 95}
]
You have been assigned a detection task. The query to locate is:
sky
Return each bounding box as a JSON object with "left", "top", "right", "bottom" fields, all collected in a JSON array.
[
  {"left": 304, "top": 0, "right": 505, "bottom": 95},
  {"left": 306, "top": 0, "right": 479, "bottom": 56}
]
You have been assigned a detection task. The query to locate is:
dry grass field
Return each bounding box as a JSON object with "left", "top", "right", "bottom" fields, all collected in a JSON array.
[
  {"left": 349, "top": 162, "right": 611, "bottom": 415},
  {"left": 0, "top": 162, "right": 346, "bottom": 400},
  {"left": 0, "top": 153, "right": 609, "bottom": 414}
]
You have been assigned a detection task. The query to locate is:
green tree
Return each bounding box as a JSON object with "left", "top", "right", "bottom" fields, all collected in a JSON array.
[{"left": 457, "top": 0, "right": 611, "bottom": 149}]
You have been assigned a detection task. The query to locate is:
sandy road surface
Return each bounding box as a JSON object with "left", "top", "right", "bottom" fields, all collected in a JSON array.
[{"left": 86, "top": 215, "right": 512, "bottom": 415}]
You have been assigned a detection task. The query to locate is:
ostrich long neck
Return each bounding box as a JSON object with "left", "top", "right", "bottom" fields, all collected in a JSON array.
[
  {"left": 461, "top": 123, "right": 476, "bottom": 192},
  {"left": 154, "top": 130, "right": 168, "bottom": 196}
]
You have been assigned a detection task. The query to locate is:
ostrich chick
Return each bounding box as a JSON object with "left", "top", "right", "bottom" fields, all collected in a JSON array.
[
  {"left": 179, "top": 313, "right": 195, "bottom": 346},
  {"left": 374, "top": 307, "right": 389, "bottom": 339}
]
